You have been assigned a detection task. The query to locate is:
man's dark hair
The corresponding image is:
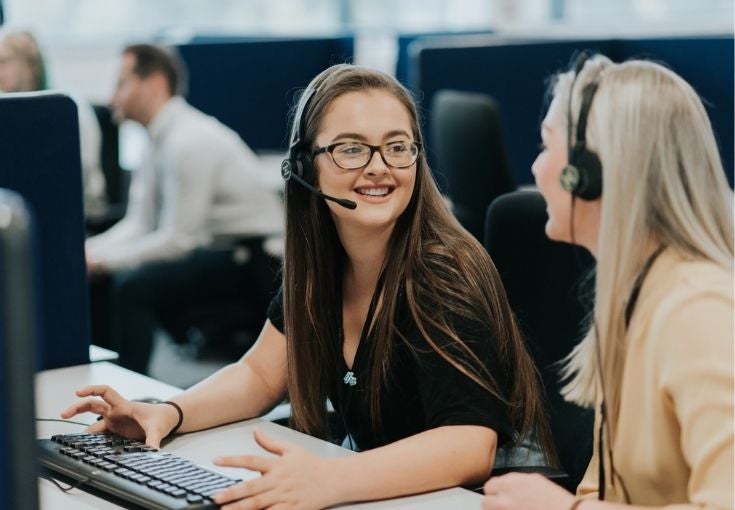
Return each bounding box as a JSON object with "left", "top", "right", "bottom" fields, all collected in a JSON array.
[{"left": 123, "top": 44, "right": 186, "bottom": 96}]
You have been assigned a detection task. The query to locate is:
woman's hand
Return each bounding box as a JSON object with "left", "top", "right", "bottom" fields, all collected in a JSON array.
[
  {"left": 483, "top": 472, "right": 576, "bottom": 510},
  {"left": 60, "top": 385, "right": 179, "bottom": 449},
  {"left": 212, "top": 428, "right": 340, "bottom": 510}
]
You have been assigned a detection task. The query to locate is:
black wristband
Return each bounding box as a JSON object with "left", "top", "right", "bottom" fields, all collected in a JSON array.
[{"left": 160, "top": 401, "right": 184, "bottom": 437}]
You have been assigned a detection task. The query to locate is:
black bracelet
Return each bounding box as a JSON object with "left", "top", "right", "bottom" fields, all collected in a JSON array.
[{"left": 160, "top": 401, "right": 184, "bottom": 437}]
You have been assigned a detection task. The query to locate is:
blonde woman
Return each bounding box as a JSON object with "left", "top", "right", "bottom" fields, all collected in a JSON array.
[{"left": 484, "top": 54, "right": 733, "bottom": 509}]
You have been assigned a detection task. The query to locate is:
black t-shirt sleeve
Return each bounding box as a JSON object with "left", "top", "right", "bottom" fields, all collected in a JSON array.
[
  {"left": 407, "top": 313, "right": 514, "bottom": 445},
  {"left": 267, "top": 286, "right": 285, "bottom": 333}
]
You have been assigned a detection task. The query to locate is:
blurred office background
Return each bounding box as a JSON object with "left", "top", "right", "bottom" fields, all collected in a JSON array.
[
  {"left": 1, "top": 0, "right": 731, "bottom": 387},
  {"left": 4, "top": 0, "right": 733, "bottom": 102},
  {"left": 4, "top": 0, "right": 732, "bottom": 168}
]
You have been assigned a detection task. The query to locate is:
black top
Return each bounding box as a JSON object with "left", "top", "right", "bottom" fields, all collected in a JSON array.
[{"left": 267, "top": 287, "right": 513, "bottom": 451}]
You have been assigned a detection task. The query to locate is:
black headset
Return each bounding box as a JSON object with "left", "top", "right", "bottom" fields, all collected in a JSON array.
[
  {"left": 562, "top": 55, "right": 632, "bottom": 504},
  {"left": 559, "top": 53, "right": 603, "bottom": 201},
  {"left": 281, "top": 87, "right": 317, "bottom": 186},
  {"left": 280, "top": 86, "right": 357, "bottom": 210}
]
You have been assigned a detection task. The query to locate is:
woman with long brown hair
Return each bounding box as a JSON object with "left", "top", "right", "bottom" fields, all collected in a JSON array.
[{"left": 63, "top": 63, "right": 553, "bottom": 509}]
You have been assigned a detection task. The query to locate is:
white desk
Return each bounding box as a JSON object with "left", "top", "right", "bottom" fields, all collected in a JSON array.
[{"left": 36, "top": 362, "right": 482, "bottom": 509}]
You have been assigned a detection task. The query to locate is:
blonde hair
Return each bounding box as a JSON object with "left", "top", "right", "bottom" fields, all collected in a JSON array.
[
  {"left": 0, "top": 30, "right": 47, "bottom": 91},
  {"left": 552, "top": 56, "right": 734, "bottom": 422}
]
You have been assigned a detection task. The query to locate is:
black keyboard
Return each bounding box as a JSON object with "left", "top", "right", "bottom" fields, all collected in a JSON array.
[{"left": 38, "top": 432, "right": 242, "bottom": 510}]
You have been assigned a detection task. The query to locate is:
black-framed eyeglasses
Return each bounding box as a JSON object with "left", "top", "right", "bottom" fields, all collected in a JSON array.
[{"left": 312, "top": 141, "right": 421, "bottom": 170}]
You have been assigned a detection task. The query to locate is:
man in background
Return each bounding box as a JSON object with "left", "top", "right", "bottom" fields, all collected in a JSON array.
[{"left": 87, "top": 44, "right": 284, "bottom": 374}]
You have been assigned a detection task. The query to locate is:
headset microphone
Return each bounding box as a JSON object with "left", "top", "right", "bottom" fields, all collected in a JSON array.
[
  {"left": 281, "top": 159, "right": 357, "bottom": 210},
  {"left": 282, "top": 86, "right": 358, "bottom": 210}
]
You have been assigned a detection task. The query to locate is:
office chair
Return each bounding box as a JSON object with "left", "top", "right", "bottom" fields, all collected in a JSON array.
[
  {"left": 158, "top": 239, "right": 282, "bottom": 361},
  {"left": 484, "top": 190, "right": 594, "bottom": 491},
  {"left": 87, "top": 104, "right": 130, "bottom": 234},
  {"left": 159, "top": 291, "right": 267, "bottom": 360},
  {"left": 430, "top": 89, "right": 515, "bottom": 241}
]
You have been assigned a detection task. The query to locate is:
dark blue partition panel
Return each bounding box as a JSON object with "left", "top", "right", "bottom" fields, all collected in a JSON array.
[
  {"left": 178, "top": 36, "right": 354, "bottom": 151},
  {"left": 412, "top": 39, "right": 612, "bottom": 184},
  {"left": 412, "top": 35, "right": 734, "bottom": 186},
  {"left": 613, "top": 36, "right": 734, "bottom": 186},
  {"left": 0, "top": 93, "right": 91, "bottom": 370},
  {"left": 395, "top": 30, "right": 492, "bottom": 85},
  {"left": 185, "top": 33, "right": 354, "bottom": 55}
]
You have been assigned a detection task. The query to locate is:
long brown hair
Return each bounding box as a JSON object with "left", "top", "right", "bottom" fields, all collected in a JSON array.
[{"left": 283, "top": 64, "right": 555, "bottom": 462}]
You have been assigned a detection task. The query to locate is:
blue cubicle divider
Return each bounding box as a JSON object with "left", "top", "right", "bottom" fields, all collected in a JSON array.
[
  {"left": 612, "top": 36, "right": 734, "bottom": 186},
  {"left": 177, "top": 36, "right": 354, "bottom": 152},
  {"left": 0, "top": 93, "right": 91, "bottom": 370},
  {"left": 395, "top": 30, "right": 492, "bottom": 85},
  {"left": 410, "top": 35, "right": 734, "bottom": 187},
  {"left": 410, "top": 36, "right": 611, "bottom": 184}
]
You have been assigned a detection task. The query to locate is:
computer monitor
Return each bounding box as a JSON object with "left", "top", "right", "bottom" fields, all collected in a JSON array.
[{"left": 0, "top": 189, "right": 39, "bottom": 510}]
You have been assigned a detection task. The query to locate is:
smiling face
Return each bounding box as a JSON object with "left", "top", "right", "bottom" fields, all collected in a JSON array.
[{"left": 313, "top": 89, "right": 417, "bottom": 233}]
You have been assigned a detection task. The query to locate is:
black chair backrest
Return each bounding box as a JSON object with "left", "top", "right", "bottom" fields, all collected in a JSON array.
[
  {"left": 92, "top": 104, "right": 127, "bottom": 206},
  {"left": 484, "top": 190, "right": 594, "bottom": 489},
  {"left": 431, "top": 89, "right": 514, "bottom": 241}
]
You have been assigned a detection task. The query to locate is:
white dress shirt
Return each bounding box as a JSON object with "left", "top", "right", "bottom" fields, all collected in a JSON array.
[{"left": 86, "top": 97, "right": 284, "bottom": 271}]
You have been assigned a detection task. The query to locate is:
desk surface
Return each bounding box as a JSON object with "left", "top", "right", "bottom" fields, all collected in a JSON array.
[{"left": 36, "top": 362, "right": 482, "bottom": 509}]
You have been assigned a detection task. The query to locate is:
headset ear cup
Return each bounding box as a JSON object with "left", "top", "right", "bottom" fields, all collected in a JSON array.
[
  {"left": 560, "top": 164, "right": 581, "bottom": 193},
  {"left": 561, "top": 143, "right": 602, "bottom": 200},
  {"left": 574, "top": 149, "right": 603, "bottom": 200}
]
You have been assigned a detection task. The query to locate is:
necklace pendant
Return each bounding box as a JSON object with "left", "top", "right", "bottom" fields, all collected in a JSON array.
[{"left": 343, "top": 371, "right": 357, "bottom": 386}]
